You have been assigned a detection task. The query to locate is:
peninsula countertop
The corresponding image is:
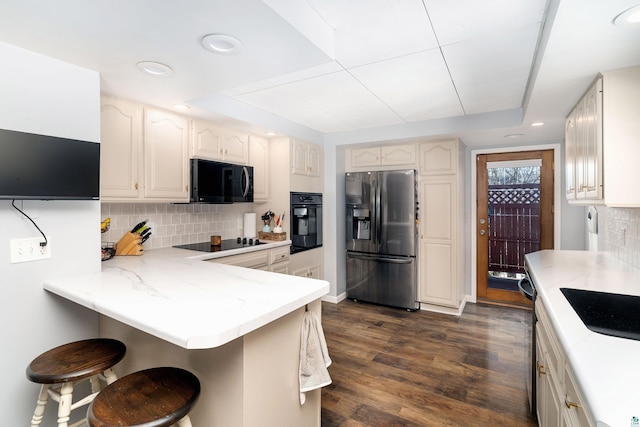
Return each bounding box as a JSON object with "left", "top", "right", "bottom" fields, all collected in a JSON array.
[
  {"left": 44, "top": 243, "right": 329, "bottom": 349},
  {"left": 525, "top": 250, "right": 640, "bottom": 427}
]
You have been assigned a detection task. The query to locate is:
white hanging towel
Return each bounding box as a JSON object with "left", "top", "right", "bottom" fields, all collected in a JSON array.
[{"left": 299, "top": 309, "right": 332, "bottom": 405}]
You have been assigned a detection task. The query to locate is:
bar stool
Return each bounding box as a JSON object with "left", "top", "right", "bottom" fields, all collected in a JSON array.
[
  {"left": 87, "top": 367, "right": 201, "bottom": 427},
  {"left": 26, "top": 338, "right": 126, "bottom": 427}
]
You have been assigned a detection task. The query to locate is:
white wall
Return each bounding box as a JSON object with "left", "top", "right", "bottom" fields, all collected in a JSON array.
[{"left": 0, "top": 42, "right": 101, "bottom": 424}]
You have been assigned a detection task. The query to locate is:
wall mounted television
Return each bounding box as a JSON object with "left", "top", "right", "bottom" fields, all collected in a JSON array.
[{"left": 0, "top": 128, "right": 100, "bottom": 200}]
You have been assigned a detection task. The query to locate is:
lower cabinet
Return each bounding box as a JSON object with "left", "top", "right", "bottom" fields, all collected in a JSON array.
[
  {"left": 292, "top": 264, "right": 320, "bottom": 279},
  {"left": 207, "top": 245, "right": 289, "bottom": 273},
  {"left": 536, "top": 300, "right": 594, "bottom": 427}
]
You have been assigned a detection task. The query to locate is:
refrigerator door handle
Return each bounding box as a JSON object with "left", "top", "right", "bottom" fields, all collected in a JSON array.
[
  {"left": 375, "top": 179, "right": 381, "bottom": 244},
  {"left": 347, "top": 252, "right": 414, "bottom": 264}
]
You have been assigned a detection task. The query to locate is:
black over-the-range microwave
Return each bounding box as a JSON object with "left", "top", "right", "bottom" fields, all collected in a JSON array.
[{"left": 190, "top": 158, "right": 253, "bottom": 204}]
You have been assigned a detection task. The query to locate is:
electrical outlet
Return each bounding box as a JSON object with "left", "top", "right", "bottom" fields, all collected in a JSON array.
[{"left": 10, "top": 237, "right": 52, "bottom": 263}]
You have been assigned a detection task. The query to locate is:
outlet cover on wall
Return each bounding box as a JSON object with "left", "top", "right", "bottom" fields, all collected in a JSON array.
[{"left": 10, "top": 237, "right": 51, "bottom": 263}]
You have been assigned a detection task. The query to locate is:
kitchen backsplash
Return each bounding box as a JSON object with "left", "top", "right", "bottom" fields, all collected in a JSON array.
[
  {"left": 606, "top": 207, "right": 640, "bottom": 269},
  {"left": 101, "top": 203, "right": 255, "bottom": 250}
]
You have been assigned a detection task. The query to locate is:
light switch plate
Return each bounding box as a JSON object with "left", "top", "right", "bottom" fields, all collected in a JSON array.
[{"left": 10, "top": 237, "right": 51, "bottom": 263}]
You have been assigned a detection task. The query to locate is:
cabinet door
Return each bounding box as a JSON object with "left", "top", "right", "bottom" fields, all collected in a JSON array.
[
  {"left": 381, "top": 144, "right": 415, "bottom": 166},
  {"left": 291, "top": 139, "right": 308, "bottom": 175},
  {"left": 350, "top": 147, "right": 381, "bottom": 168},
  {"left": 249, "top": 135, "right": 269, "bottom": 202},
  {"left": 308, "top": 264, "right": 321, "bottom": 279},
  {"left": 419, "top": 141, "right": 457, "bottom": 175},
  {"left": 222, "top": 131, "right": 249, "bottom": 164},
  {"left": 100, "top": 96, "right": 142, "bottom": 199},
  {"left": 574, "top": 99, "right": 587, "bottom": 199},
  {"left": 143, "top": 108, "right": 189, "bottom": 201},
  {"left": 582, "top": 79, "right": 602, "bottom": 199},
  {"left": 418, "top": 177, "right": 457, "bottom": 307},
  {"left": 306, "top": 144, "right": 321, "bottom": 177},
  {"left": 536, "top": 327, "right": 561, "bottom": 427},
  {"left": 192, "top": 120, "right": 224, "bottom": 160},
  {"left": 564, "top": 109, "right": 577, "bottom": 200}
]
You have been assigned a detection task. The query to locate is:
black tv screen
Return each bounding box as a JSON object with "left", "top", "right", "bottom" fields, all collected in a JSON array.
[{"left": 0, "top": 128, "right": 100, "bottom": 200}]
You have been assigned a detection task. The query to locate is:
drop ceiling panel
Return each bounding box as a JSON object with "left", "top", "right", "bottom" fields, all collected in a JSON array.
[
  {"left": 235, "top": 71, "right": 404, "bottom": 132},
  {"left": 350, "top": 49, "right": 464, "bottom": 122},
  {"left": 308, "top": 0, "right": 439, "bottom": 68},
  {"left": 443, "top": 23, "right": 542, "bottom": 114},
  {"left": 424, "top": 0, "right": 547, "bottom": 46}
]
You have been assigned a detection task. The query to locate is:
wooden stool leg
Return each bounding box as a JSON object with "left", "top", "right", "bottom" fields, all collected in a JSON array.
[
  {"left": 102, "top": 367, "right": 118, "bottom": 385},
  {"left": 56, "top": 381, "right": 74, "bottom": 427},
  {"left": 175, "top": 416, "right": 193, "bottom": 427},
  {"left": 31, "top": 384, "right": 51, "bottom": 427}
]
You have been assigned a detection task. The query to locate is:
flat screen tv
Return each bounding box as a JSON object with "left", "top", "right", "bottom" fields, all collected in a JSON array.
[{"left": 0, "top": 128, "right": 100, "bottom": 200}]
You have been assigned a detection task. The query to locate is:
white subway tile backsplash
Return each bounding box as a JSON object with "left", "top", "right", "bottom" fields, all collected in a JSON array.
[
  {"left": 101, "top": 202, "right": 258, "bottom": 250},
  {"left": 607, "top": 207, "right": 640, "bottom": 270}
]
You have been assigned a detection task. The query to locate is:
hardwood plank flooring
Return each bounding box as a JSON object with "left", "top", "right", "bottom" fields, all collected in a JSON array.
[{"left": 321, "top": 300, "right": 538, "bottom": 427}]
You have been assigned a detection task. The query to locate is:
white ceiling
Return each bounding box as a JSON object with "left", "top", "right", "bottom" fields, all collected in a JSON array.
[{"left": 0, "top": 0, "right": 638, "bottom": 147}]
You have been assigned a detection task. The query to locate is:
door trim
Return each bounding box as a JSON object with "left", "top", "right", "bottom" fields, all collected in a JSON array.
[{"left": 469, "top": 143, "right": 562, "bottom": 304}]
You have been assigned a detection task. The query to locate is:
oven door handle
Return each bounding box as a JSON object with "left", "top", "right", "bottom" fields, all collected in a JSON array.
[{"left": 518, "top": 276, "right": 534, "bottom": 300}]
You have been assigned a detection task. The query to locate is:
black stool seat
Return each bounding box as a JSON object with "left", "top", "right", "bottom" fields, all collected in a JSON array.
[
  {"left": 87, "top": 367, "right": 201, "bottom": 427},
  {"left": 27, "top": 338, "right": 126, "bottom": 384}
]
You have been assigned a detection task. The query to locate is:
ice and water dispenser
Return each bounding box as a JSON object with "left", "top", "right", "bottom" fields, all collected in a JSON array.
[{"left": 352, "top": 209, "right": 371, "bottom": 240}]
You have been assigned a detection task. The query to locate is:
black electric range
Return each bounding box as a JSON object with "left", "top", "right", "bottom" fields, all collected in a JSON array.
[{"left": 173, "top": 238, "right": 264, "bottom": 253}]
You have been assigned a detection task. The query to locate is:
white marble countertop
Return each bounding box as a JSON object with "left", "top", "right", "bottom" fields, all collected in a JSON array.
[
  {"left": 44, "top": 242, "right": 329, "bottom": 350},
  {"left": 525, "top": 250, "right": 640, "bottom": 427}
]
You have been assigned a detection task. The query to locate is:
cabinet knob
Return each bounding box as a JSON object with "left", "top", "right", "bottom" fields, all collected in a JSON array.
[
  {"left": 135, "top": 183, "right": 139, "bottom": 190},
  {"left": 536, "top": 361, "right": 546, "bottom": 375}
]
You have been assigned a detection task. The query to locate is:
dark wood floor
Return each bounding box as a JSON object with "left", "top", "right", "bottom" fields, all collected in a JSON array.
[{"left": 320, "top": 300, "right": 538, "bottom": 427}]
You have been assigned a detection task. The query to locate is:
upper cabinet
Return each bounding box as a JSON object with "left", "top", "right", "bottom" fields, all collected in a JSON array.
[
  {"left": 291, "top": 139, "right": 321, "bottom": 177},
  {"left": 143, "top": 108, "right": 190, "bottom": 201},
  {"left": 565, "top": 66, "right": 640, "bottom": 206},
  {"left": 100, "top": 95, "right": 143, "bottom": 199},
  {"left": 348, "top": 144, "right": 416, "bottom": 170},
  {"left": 419, "top": 141, "right": 457, "bottom": 175},
  {"left": 191, "top": 120, "right": 248, "bottom": 164}
]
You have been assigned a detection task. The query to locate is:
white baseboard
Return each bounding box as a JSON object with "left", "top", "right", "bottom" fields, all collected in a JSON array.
[{"left": 321, "top": 292, "right": 347, "bottom": 304}]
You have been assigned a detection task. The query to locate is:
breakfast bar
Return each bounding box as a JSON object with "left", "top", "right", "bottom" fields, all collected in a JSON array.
[{"left": 44, "top": 245, "right": 330, "bottom": 426}]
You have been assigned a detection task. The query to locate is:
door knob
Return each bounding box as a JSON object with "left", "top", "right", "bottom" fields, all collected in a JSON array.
[{"left": 479, "top": 230, "right": 486, "bottom": 236}]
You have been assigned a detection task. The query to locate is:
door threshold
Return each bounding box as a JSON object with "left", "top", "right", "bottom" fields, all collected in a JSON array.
[{"left": 477, "top": 298, "right": 531, "bottom": 310}]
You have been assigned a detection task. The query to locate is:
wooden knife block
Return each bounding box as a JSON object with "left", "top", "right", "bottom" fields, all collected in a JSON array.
[{"left": 115, "top": 232, "right": 144, "bottom": 256}]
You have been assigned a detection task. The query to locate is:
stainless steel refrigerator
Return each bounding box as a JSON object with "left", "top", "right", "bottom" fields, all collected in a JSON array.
[{"left": 345, "top": 169, "right": 419, "bottom": 310}]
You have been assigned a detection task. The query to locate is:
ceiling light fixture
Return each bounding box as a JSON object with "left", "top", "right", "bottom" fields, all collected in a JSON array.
[
  {"left": 531, "top": 122, "right": 544, "bottom": 127},
  {"left": 173, "top": 104, "right": 190, "bottom": 111},
  {"left": 136, "top": 61, "right": 173, "bottom": 77},
  {"left": 201, "top": 34, "right": 243, "bottom": 54},
  {"left": 504, "top": 133, "right": 525, "bottom": 139},
  {"left": 613, "top": 4, "right": 640, "bottom": 25}
]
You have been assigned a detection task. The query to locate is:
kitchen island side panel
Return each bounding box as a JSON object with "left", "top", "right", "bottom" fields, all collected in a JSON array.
[{"left": 100, "top": 300, "right": 322, "bottom": 427}]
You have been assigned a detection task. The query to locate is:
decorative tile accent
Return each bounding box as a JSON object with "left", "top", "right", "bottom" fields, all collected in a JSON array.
[{"left": 101, "top": 203, "right": 255, "bottom": 250}]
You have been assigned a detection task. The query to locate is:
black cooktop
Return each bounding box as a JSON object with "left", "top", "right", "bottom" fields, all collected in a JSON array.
[{"left": 174, "top": 238, "right": 264, "bottom": 253}]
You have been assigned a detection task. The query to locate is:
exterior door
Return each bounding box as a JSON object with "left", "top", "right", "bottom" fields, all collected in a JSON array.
[{"left": 476, "top": 150, "right": 554, "bottom": 304}]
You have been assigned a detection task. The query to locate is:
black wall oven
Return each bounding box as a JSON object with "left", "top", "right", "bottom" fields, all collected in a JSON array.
[{"left": 290, "top": 192, "right": 322, "bottom": 254}]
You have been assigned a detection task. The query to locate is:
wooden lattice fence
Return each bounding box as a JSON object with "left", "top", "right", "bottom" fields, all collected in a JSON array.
[{"left": 488, "top": 184, "right": 540, "bottom": 274}]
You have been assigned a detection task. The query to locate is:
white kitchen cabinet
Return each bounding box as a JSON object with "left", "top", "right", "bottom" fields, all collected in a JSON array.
[
  {"left": 191, "top": 119, "right": 248, "bottom": 164},
  {"left": 566, "top": 66, "right": 640, "bottom": 206},
  {"left": 249, "top": 135, "right": 269, "bottom": 203},
  {"left": 291, "top": 139, "right": 321, "bottom": 177},
  {"left": 348, "top": 144, "right": 416, "bottom": 169},
  {"left": 417, "top": 139, "right": 465, "bottom": 312},
  {"left": 292, "top": 264, "right": 320, "bottom": 279},
  {"left": 536, "top": 299, "right": 595, "bottom": 427},
  {"left": 143, "top": 108, "right": 190, "bottom": 201},
  {"left": 269, "top": 246, "right": 290, "bottom": 274},
  {"left": 100, "top": 95, "right": 143, "bottom": 199},
  {"left": 419, "top": 140, "right": 457, "bottom": 175},
  {"left": 564, "top": 108, "right": 577, "bottom": 200}
]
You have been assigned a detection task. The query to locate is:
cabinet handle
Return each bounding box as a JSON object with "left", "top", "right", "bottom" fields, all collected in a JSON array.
[
  {"left": 536, "top": 361, "right": 546, "bottom": 375},
  {"left": 564, "top": 397, "right": 580, "bottom": 410},
  {"left": 135, "top": 183, "right": 139, "bottom": 190}
]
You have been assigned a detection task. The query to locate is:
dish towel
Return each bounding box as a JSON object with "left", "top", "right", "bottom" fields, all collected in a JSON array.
[{"left": 299, "top": 310, "right": 332, "bottom": 405}]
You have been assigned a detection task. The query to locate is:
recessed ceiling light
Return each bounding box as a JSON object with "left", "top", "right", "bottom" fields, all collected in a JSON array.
[
  {"left": 504, "top": 133, "right": 525, "bottom": 139},
  {"left": 201, "top": 34, "right": 243, "bottom": 54},
  {"left": 266, "top": 132, "right": 276, "bottom": 137},
  {"left": 136, "top": 61, "right": 173, "bottom": 77},
  {"left": 531, "top": 122, "right": 544, "bottom": 127},
  {"left": 613, "top": 4, "right": 640, "bottom": 25},
  {"left": 173, "top": 104, "right": 190, "bottom": 110}
]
